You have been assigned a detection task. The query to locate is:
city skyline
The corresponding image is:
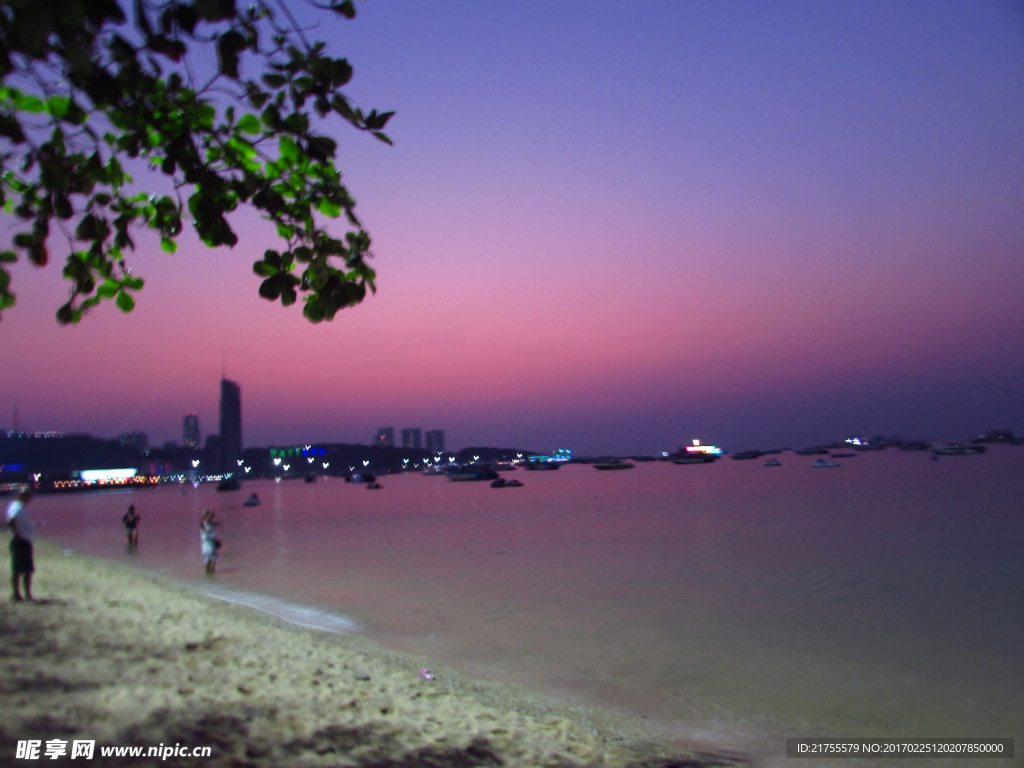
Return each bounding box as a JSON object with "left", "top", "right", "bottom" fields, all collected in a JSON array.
[{"left": 1, "top": 1, "right": 1022, "bottom": 455}]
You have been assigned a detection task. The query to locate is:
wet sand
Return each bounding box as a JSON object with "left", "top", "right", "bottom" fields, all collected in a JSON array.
[{"left": 0, "top": 541, "right": 747, "bottom": 767}]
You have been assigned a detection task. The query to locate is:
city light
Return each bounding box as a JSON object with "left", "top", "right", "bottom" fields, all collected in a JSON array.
[
  {"left": 192, "top": 460, "right": 200, "bottom": 467},
  {"left": 79, "top": 469, "right": 138, "bottom": 484}
]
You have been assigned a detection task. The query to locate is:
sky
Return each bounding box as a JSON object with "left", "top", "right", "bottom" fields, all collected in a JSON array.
[{"left": 2, "top": 0, "right": 1023, "bottom": 454}]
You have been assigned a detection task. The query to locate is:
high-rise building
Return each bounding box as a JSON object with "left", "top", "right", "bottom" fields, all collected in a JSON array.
[
  {"left": 376, "top": 427, "right": 394, "bottom": 448},
  {"left": 183, "top": 412, "right": 200, "bottom": 449},
  {"left": 425, "top": 430, "right": 445, "bottom": 452},
  {"left": 219, "top": 378, "right": 242, "bottom": 473},
  {"left": 401, "top": 428, "right": 422, "bottom": 450}
]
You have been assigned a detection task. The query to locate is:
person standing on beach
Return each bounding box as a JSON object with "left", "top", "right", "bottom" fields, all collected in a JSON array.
[
  {"left": 200, "top": 510, "right": 219, "bottom": 575},
  {"left": 6, "top": 489, "right": 35, "bottom": 602},
  {"left": 122, "top": 504, "right": 139, "bottom": 549}
]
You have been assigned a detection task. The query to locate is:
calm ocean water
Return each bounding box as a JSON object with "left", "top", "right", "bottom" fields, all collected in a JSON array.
[{"left": 32, "top": 447, "right": 1023, "bottom": 766}]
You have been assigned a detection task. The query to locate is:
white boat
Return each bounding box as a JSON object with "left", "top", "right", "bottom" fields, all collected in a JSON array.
[
  {"left": 764, "top": 458, "right": 781, "bottom": 467},
  {"left": 812, "top": 458, "right": 840, "bottom": 468}
]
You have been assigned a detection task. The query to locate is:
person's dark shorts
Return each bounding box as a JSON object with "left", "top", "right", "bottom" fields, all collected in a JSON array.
[{"left": 10, "top": 538, "right": 34, "bottom": 575}]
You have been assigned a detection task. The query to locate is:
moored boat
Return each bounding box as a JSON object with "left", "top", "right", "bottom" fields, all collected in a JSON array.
[
  {"left": 930, "top": 444, "right": 986, "bottom": 456},
  {"left": 812, "top": 458, "right": 840, "bottom": 468},
  {"left": 593, "top": 460, "right": 635, "bottom": 470},
  {"left": 446, "top": 466, "right": 500, "bottom": 481},
  {"left": 764, "top": 458, "right": 781, "bottom": 467},
  {"left": 731, "top": 451, "right": 763, "bottom": 460}
]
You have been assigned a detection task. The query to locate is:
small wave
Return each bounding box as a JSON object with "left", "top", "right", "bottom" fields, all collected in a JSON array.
[{"left": 205, "top": 588, "right": 360, "bottom": 634}]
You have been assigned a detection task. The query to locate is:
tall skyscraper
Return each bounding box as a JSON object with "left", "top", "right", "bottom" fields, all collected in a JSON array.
[
  {"left": 425, "top": 430, "right": 445, "bottom": 452},
  {"left": 183, "top": 412, "right": 200, "bottom": 449},
  {"left": 219, "top": 378, "right": 242, "bottom": 473},
  {"left": 376, "top": 427, "right": 394, "bottom": 448},
  {"left": 401, "top": 428, "right": 422, "bottom": 450}
]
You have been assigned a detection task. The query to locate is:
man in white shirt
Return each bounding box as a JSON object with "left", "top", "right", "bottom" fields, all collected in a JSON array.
[{"left": 6, "top": 489, "right": 34, "bottom": 602}]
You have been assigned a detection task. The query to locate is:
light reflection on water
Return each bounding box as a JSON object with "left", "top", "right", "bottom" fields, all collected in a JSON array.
[{"left": 33, "top": 448, "right": 1024, "bottom": 765}]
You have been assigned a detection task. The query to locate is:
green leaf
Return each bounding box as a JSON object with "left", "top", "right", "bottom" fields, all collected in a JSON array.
[
  {"left": 96, "top": 280, "right": 120, "bottom": 299},
  {"left": 372, "top": 131, "right": 393, "bottom": 146},
  {"left": 236, "top": 114, "right": 261, "bottom": 134},
  {"left": 0, "top": 251, "right": 17, "bottom": 263},
  {"left": 279, "top": 136, "right": 300, "bottom": 163},
  {"left": 262, "top": 73, "right": 287, "bottom": 88},
  {"left": 15, "top": 94, "right": 44, "bottom": 113},
  {"left": 160, "top": 237, "right": 177, "bottom": 253},
  {"left": 116, "top": 290, "right": 135, "bottom": 312},
  {"left": 45, "top": 96, "right": 70, "bottom": 119},
  {"left": 317, "top": 199, "right": 341, "bottom": 218}
]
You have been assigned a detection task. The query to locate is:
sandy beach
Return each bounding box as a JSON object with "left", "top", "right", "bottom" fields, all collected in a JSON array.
[{"left": 0, "top": 541, "right": 747, "bottom": 767}]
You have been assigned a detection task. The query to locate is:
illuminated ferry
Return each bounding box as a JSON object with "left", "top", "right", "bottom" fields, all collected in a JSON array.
[
  {"left": 668, "top": 440, "right": 722, "bottom": 464},
  {"left": 523, "top": 448, "right": 572, "bottom": 470}
]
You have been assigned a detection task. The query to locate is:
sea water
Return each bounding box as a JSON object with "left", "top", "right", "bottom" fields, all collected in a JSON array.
[{"left": 32, "top": 447, "right": 1024, "bottom": 766}]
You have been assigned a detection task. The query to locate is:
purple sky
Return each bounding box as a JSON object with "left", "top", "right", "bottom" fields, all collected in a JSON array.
[{"left": 2, "top": 0, "right": 1023, "bottom": 454}]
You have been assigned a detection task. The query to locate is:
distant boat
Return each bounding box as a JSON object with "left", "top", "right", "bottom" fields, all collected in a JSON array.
[
  {"left": 446, "top": 466, "right": 499, "bottom": 481},
  {"left": 930, "top": 444, "right": 986, "bottom": 456},
  {"left": 216, "top": 478, "right": 241, "bottom": 491},
  {"left": 668, "top": 453, "right": 717, "bottom": 464},
  {"left": 731, "top": 451, "right": 763, "bottom": 460},
  {"left": 366, "top": 482, "right": 383, "bottom": 490},
  {"left": 831, "top": 453, "right": 856, "bottom": 458},
  {"left": 764, "top": 458, "right": 781, "bottom": 467},
  {"left": 304, "top": 474, "right": 316, "bottom": 483},
  {"left": 812, "top": 459, "right": 840, "bottom": 468},
  {"left": 794, "top": 448, "right": 829, "bottom": 456},
  {"left": 522, "top": 460, "right": 561, "bottom": 471},
  {"left": 593, "top": 460, "right": 635, "bottom": 470},
  {"left": 242, "top": 493, "right": 261, "bottom": 507},
  {"left": 491, "top": 478, "right": 524, "bottom": 488}
]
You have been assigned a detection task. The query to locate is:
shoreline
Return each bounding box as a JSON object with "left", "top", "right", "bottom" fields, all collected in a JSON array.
[{"left": 1, "top": 540, "right": 749, "bottom": 767}]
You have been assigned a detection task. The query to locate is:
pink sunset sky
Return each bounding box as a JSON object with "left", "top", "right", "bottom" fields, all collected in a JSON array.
[{"left": 2, "top": 0, "right": 1023, "bottom": 454}]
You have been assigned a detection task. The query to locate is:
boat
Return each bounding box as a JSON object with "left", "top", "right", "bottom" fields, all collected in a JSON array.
[
  {"left": 593, "top": 460, "right": 634, "bottom": 470},
  {"left": 794, "top": 448, "right": 829, "bottom": 455},
  {"left": 522, "top": 449, "right": 572, "bottom": 470},
  {"left": 764, "top": 458, "right": 781, "bottom": 467},
  {"left": 216, "top": 478, "right": 241, "bottom": 491},
  {"left": 668, "top": 452, "right": 717, "bottom": 464},
  {"left": 831, "top": 453, "right": 856, "bottom": 458},
  {"left": 492, "top": 478, "right": 524, "bottom": 488},
  {"left": 304, "top": 474, "right": 316, "bottom": 483},
  {"left": 446, "top": 466, "right": 499, "bottom": 481},
  {"left": 812, "top": 459, "right": 840, "bottom": 468},
  {"left": 522, "top": 460, "right": 561, "bottom": 470},
  {"left": 242, "top": 493, "right": 261, "bottom": 507},
  {"left": 930, "top": 444, "right": 986, "bottom": 456},
  {"left": 667, "top": 440, "right": 722, "bottom": 464},
  {"left": 730, "top": 451, "right": 763, "bottom": 460},
  {"left": 366, "top": 482, "right": 383, "bottom": 490}
]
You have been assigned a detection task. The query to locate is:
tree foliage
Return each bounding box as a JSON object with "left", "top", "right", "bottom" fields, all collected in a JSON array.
[{"left": 0, "top": 0, "right": 392, "bottom": 324}]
